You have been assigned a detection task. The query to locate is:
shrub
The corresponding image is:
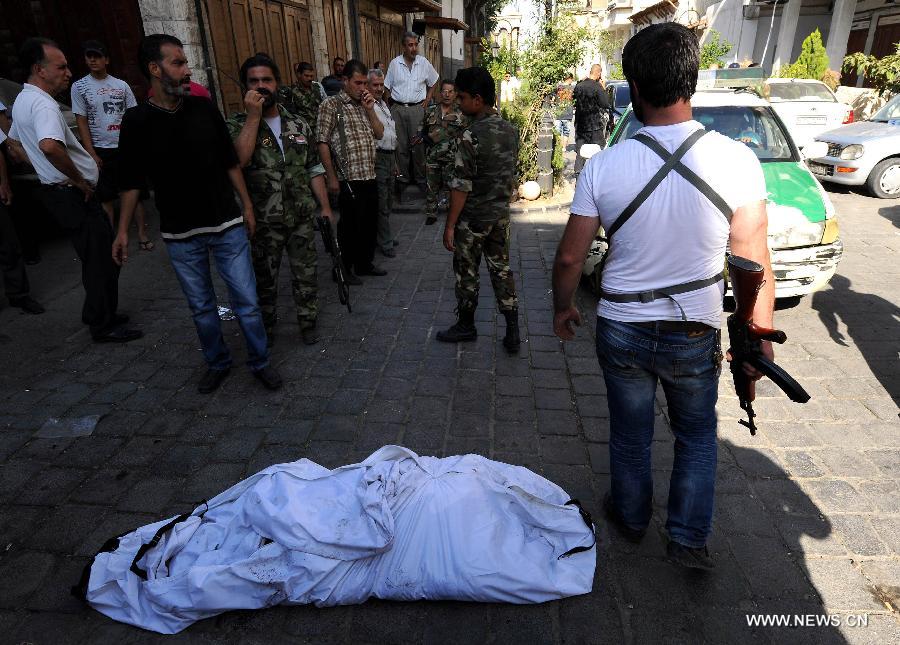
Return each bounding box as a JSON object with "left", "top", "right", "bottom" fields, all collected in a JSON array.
[
  {"left": 700, "top": 30, "right": 732, "bottom": 69},
  {"left": 778, "top": 29, "right": 829, "bottom": 80},
  {"left": 844, "top": 42, "right": 900, "bottom": 96}
]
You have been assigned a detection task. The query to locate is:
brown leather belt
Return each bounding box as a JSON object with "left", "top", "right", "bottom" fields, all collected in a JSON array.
[{"left": 630, "top": 320, "right": 714, "bottom": 333}]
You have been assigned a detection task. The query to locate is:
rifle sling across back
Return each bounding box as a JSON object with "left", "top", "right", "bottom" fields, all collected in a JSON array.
[{"left": 599, "top": 128, "right": 734, "bottom": 320}]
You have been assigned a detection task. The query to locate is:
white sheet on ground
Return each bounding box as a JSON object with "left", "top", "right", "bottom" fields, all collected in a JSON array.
[{"left": 85, "top": 445, "right": 596, "bottom": 633}]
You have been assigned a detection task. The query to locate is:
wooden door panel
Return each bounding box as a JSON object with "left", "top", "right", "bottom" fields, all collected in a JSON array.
[
  {"left": 266, "top": 1, "right": 289, "bottom": 77},
  {"left": 842, "top": 28, "right": 868, "bottom": 86}
]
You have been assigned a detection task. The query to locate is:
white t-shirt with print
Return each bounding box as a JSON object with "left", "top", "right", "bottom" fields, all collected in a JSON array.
[
  {"left": 70, "top": 74, "right": 137, "bottom": 149},
  {"left": 570, "top": 120, "right": 767, "bottom": 328}
]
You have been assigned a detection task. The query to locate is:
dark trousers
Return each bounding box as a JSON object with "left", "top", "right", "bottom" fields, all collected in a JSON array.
[
  {"left": 0, "top": 202, "right": 29, "bottom": 299},
  {"left": 337, "top": 180, "right": 378, "bottom": 273},
  {"left": 37, "top": 186, "right": 119, "bottom": 335},
  {"left": 575, "top": 129, "right": 605, "bottom": 174}
]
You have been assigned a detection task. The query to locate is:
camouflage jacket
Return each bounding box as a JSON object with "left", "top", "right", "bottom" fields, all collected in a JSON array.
[
  {"left": 277, "top": 81, "right": 324, "bottom": 129},
  {"left": 226, "top": 104, "right": 325, "bottom": 228},
  {"left": 447, "top": 111, "right": 519, "bottom": 223},
  {"left": 423, "top": 103, "right": 468, "bottom": 163}
]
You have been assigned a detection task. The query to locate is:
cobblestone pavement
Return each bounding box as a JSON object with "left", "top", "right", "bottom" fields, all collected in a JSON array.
[{"left": 0, "top": 184, "right": 897, "bottom": 644}]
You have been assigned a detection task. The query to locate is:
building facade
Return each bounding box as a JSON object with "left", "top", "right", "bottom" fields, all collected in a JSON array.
[{"left": 0, "top": 0, "right": 472, "bottom": 114}]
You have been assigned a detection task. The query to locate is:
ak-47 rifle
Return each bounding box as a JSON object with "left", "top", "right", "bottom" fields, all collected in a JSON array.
[
  {"left": 727, "top": 255, "right": 811, "bottom": 435},
  {"left": 317, "top": 215, "right": 351, "bottom": 313}
]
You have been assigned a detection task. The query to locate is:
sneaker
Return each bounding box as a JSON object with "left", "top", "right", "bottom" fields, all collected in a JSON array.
[
  {"left": 603, "top": 493, "right": 646, "bottom": 543},
  {"left": 198, "top": 367, "right": 230, "bottom": 394},
  {"left": 301, "top": 327, "right": 319, "bottom": 346},
  {"left": 425, "top": 216, "right": 437, "bottom": 225},
  {"left": 253, "top": 365, "right": 283, "bottom": 390},
  {"left": 667, "top": 540, "right": 715, "bottom": 571},
  {"left": 9, "top": 296, "right": 45, "bottom": 315}
]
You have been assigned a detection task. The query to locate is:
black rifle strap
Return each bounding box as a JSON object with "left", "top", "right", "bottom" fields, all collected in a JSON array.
[{"left": 631, "top": 132, "right": 734, "bottom": 223}]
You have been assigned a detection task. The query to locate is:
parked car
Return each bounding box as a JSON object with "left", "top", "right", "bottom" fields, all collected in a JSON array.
[
  {"left": 605, "top": 80, "right": 630, "bottom": 135},
  {"left": 805, "top": 93, "right": 900, "bottom": 199},
  {"left": 764, "top": 78, "right": 854, "bottom": 149},
  {"left": 584, "top": 89, "right": 842, "bottom": 299}
]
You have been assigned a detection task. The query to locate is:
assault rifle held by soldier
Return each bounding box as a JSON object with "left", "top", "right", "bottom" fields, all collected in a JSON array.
[
  {"left": 726, "top": 255, "right": 811, "bottom": 434},
  {"left": 317, "top": 214, "right": 351, "bottom": 312}
]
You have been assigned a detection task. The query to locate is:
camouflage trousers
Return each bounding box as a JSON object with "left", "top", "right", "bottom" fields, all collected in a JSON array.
[
  {"left": 425, "top": 159, "right": 452, "bottom": 219},
  {"left": 453, "top": 216, "right": 518, "bottom": 312},
  {"left": 251, "top": 214, "right": 317, "bottom": 330}
]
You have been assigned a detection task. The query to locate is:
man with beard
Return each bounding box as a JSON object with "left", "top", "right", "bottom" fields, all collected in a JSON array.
[
  {"left": 228, "top": 54, "right": 333, "bottom": 346},
  {"left": 9, "top": 37, "right": 139, "bottom": 341},
  {"left": 572, "top": 64, "right": 610, "bottom": 175},
  {"left": 278, "top": 61, "right": 325, "bottom": 128},
  {"left": 317, "top": 59, "right": 385, "bottom": 282},
  {"left": 113, "top": 34, "right": 281, "bottom": 393},
  {"left": 321, "top": 57, "right": 346, "bottom": 97}
]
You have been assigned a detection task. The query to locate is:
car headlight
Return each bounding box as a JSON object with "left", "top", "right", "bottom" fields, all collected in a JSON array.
[
  {"left": 767, "top": 203, "right": 826, "bottom": 248},
  {"left": 840, "top": 144, "right": 864, "bottom": 160}
]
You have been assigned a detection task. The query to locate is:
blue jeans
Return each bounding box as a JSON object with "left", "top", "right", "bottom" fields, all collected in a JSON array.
[
  {"left": 166, "top": 225, "right": 269, "bottom": 371},
  {"left": 595, "top": 317, "right": 721, "bottom": 548}
]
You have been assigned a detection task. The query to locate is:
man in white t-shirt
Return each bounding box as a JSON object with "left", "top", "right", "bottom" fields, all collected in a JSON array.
[
  {"left": 71, "top": 40, "right": 152, "bottom": 249},
  {"left": 9, "top": 37, "right": 141, "bottom": 342},
  {"left": 384, "top": 32, "right": 438, "bottom": 186},
  {"left": 551, "top": 24, "right": 774, "bottom": 570}
]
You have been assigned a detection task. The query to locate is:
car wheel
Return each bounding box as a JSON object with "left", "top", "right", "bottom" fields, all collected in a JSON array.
[{"left": 866, "top": 157, "right": 900, "bottom": 198}]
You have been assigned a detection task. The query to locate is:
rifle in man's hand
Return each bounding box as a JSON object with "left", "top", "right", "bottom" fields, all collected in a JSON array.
[
  {"left": 726, "top": 255, "right": 810, "bottom": 435},
  {"left": 316, "top": 215, "right": 351, "bottom": 313}
]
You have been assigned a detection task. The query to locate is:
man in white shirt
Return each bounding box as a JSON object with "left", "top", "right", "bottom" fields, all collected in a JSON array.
[
  {"left": 551, "top": 24, "right": 774, "bottom": 570},
  {"left": 368, "top": 68, "right": 398, "bottom": 257},
  {"left": 71, "top": 40, "right": 152, "bottom": 249},
  {"left": 384, "top": 32, "right": 438, "bottom": 186},
  {"left": 10, "top": 37, "right": 140, "bottom": 342}
]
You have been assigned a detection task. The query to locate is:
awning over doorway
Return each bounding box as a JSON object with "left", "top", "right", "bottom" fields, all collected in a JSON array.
[
  {"left": 379, "top": 0, "right": 442, "bottom": 12},
  {"left": 413, "top": 16, "right": 470, "bottom": 32},
  {"left": 629, "top": 0, "right": 679, "bottom": 25}
]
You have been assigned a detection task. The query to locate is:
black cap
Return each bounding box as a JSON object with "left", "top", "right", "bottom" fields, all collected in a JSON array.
[{"left": 82, "top": 40, "right": 107, "bottom": 57}]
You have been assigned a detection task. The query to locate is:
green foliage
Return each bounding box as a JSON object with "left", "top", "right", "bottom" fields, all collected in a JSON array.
[
  {"left": 489, "top": 12, "right": 619, "bottom": 185},
  {"left": 699, "top": 30, "right": 732, "bottom": 69},
  {"left": 607, "top": 62, "right": 624, "bottom": 81},
  {"left": 778, "top": 29, "right": 829, "bottom": 80},
  {"left": 844, "top": 42, "right": 900, "bottom": 96},
  {"left": 551, "top": 128, "right": 564, "bottom": 185}
]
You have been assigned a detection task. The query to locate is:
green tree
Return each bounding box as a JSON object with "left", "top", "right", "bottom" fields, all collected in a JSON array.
[
  {"left": 699, "top": 30, "right": 733, "bottom": 69},
  {"left": 844, "top": 42, "right": 900, "bottom": 96},
  {"left": 607, "top": 62, "right": 624, "bottom": 81},
  {"left": 779, "top": 29, "right": 830, "bottom": 79}
]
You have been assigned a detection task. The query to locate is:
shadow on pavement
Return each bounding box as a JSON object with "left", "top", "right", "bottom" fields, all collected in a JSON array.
[
  {"left": 811, "top": 274, "right": 899, "bottom": 406},
  {"left": 878, "top": 204, "right": 899, "bottom": 228}
]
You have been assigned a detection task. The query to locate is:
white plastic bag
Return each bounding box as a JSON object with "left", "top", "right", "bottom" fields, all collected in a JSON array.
[{"left": 82, "top": 446, "right": 596, "bottom": 634}]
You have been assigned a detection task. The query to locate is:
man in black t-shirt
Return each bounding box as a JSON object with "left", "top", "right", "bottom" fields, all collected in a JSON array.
[
  {"left": 573, "top": 64, "right": 610, "bottom": 174},
  {"left": 113, "top": 34, "right": 282, "bottom": 394}
]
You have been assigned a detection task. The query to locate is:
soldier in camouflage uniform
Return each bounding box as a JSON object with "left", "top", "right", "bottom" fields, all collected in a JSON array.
[
  {"left": 437, "top": 67, "right": 521, "bottom": 353},
  {"left": 422, "top": 80, "right": 468, "bottom": 225},
  {"left": 277, "top": 61, "right": 324, "bottom": 130},
  {"left": 228, "top": 54, "right": 333, "bottom": 346}
]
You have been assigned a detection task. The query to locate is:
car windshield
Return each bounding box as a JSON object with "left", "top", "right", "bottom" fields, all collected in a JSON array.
[
  {"left": 767, "top": 82, "right": 835, "bottom": 102},
  {"left": 870, "top": 94, "right": 900, "bottom": 122},
  {"left": 613, "top": 106, "right": 796, "bottom": 162}
]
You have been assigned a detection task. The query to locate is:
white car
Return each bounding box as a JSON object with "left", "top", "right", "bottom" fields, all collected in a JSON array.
[
  {"left": 765, "top": 79, "right": 853, "bottom": 149},
  {"left": 806, "top": 93, "right": 900, "bottom": 198}
]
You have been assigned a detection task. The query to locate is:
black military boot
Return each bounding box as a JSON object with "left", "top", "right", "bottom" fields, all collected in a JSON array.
[
  {"left": 436, "top": 307, "right": 477, "bottom": 343},
  {"left": 502, "top": 308, "right": 520, "bottom": 353}
]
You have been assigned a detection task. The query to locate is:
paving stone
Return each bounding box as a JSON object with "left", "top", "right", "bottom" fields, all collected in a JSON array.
[
  {"left": 830, "top": 514, "right": 890, "bottom": 556},
  {"left": 727, "top": 534, "right": 817, "bottom": 599},
  {"left": 870, "top": 516, "right": 900, "bottom": 555},
  {"left": 529, "top": 368, "right": 570, "bottom": 390},
  {"left": 542, "top": 436, "right": 588, "bottom": 465},
  {"left": 807, "top": 479, "right": 872, "bottom": 513},
  {"left": 179, "top": 463, "right": 247, "bottom": 504},
  {"left": 15, "top": 466, "right": 89, "bottom": 505},
  {"left": 575, "top": 394, "right": 609, "bottom": 418},
  {"left": 30, "top": 504, "right": 108, "bottom": 553},
  {"left": 117, "top": 476, "right": 184, "bottom": 514},
  {"left": 778, "top": 449, "right": 826, "bottom": 478},
  {"left": 495, "top": 396, "right": 536, "bottom": 423},
  {"left": 857, "top": 479, "right": 900, "bottom": 514},
  {"left": 817, "top": 449, "right": 881, "bottom": 478},
  {"left": 537, "top": 409, "right": 578, "bottom": 436},
  {"left": 0, "top": 549, "right": 57, "bottom": 608},
  {"left": 77, "top": 511, "right": 159, "bottom": 557},
  {"left": 315, "top": 416, "right": 360, "bottom": 443},
  {"left": 863, "top": 449, "right": 900, "bottom": 478},
  {"left": 805, "top": 558, "right": 886, "bottom": 612}
]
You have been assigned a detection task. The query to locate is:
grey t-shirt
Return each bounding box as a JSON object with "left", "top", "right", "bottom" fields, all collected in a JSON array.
[{"left": 70, "top": 74, "right": 137, "bottom": 149}]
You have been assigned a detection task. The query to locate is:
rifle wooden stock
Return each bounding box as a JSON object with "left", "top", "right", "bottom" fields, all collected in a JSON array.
[{"left": 726, "top": 255, "right": 809, "bottom": 435}]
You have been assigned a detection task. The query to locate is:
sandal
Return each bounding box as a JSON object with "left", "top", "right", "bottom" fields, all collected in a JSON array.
[{"left": 139, "top": 240, "right": 155, "bottom": 251}]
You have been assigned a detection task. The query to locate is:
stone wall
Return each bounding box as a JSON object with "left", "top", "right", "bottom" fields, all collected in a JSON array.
[{"left": 137, "top": 0, "right": 210, "bottom": 88}]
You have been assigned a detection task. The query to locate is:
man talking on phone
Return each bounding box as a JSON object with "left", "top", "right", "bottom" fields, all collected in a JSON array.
[{"left": 316, "top": 59, "right": 385, "bottom": 282}]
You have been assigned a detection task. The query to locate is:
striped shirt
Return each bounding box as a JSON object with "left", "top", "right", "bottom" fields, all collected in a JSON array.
[
  {"left": 316, "top": 91, "right": 376, "bottom": 181},
  {"left": 384, "top": 55, "right": 438, "bottom": 103}
]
